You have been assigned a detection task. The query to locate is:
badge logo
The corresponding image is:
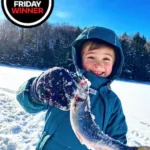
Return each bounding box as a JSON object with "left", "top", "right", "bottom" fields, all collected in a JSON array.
[{"left": 1, "top": 0, "right": 54, "bottom": 28}]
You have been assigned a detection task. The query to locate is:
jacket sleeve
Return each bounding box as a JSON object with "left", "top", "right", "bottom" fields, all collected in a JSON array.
[
  {"left": 106, "top": 92, "right": 128, "bottom": 144},
  {"left": 16, "top": 77, "right": 49, "bottom": 114}
]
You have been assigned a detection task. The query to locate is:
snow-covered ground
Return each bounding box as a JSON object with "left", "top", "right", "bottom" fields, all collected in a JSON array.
[
  {"left": 111, "top": 81, "right": 150, "bottom": 147},
  {"left": 0, "top": 65, "right": 150, "bottom": 150}
]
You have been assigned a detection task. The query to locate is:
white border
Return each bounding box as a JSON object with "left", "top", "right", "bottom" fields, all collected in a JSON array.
[{"left": 3, "top": 0, "right": 52, "bottom": 26}]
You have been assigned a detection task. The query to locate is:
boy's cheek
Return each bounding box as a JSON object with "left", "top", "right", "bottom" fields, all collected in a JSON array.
[
  {"left": 82, "top": 61, "right": 87, "bottom": 68},
  {"left": 82, "top": 63, "right": 88, "bottom": 70},
  {"left": 82, "top": 62, "right": 90, "bottom": 71},
  {"left": 106, "top": 66, "right": 113, "bottom": 76}
]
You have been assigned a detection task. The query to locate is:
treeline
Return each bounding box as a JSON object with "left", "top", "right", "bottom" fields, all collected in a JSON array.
[
  {"left": 0, "top": 20, "right": 81, "bottom": 69},
  {"left": 0, "top": 20, "right": 150, "bottom": 82},
  {"left": 120, "top": 33, "right": 150, "bottom": 82}
]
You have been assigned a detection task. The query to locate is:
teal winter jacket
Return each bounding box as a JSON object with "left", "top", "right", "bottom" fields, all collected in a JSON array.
[{"left": 16, "top": 26, "right": 127, "bottom": 150}]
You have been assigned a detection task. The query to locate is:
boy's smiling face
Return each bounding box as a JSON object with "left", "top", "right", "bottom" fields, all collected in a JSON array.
[{"left": 82, "top": 44, "right": 115, "bottom": 77}]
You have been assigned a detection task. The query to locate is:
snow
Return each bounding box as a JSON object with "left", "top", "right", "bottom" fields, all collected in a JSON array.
[
  {"left": 0, "top": 65, "right": 150, "bottom": 149},
  {"left": 111, "top": 81, "right": 150, "bottom": 146}
]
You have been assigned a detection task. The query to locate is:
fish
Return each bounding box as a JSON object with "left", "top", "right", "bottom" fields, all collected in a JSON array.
[{"left": 70, "top": 79, "right": 150, "bottom": 150}]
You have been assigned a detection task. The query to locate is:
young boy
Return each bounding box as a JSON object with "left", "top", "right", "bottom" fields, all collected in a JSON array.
[{"left": 16, "top": 26, "right": 127, "bottom": 150}]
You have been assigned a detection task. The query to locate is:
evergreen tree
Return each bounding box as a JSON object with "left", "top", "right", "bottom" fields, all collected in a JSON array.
[
  {"left": 131, "top": 33, "right": 147, "bottom": 81},
  {"left": 120, "top": 33, "right": 133, "bottom": 79}
]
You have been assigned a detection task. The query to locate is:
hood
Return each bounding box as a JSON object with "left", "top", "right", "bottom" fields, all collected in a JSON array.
[{"left": 72, "top": 26, "right": 124, "bottom": 81}]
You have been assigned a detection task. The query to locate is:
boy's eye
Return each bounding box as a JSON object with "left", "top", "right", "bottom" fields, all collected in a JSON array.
[
  {"left": 103, "top": 58, "right": 110, "bottom": 61},
  {"left": 87, "top": 56, "right": 95, "bottom": 59}
]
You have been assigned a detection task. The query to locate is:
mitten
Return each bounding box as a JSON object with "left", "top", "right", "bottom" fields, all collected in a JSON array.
[{"left": 30, "top": 67, "right": 82, "bottom": 110}]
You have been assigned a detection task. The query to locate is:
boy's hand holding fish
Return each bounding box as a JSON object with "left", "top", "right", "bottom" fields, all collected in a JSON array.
[{"left": 29, "top": 67, "right": 83, "bottom": 110}]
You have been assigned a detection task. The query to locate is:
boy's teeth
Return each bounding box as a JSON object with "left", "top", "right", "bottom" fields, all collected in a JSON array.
[
  {"left": 92, "top": 71, "right": 104, "bottom": 76},
  {"left": 96, "top": 72, "right": 102, "bottom": 75}
]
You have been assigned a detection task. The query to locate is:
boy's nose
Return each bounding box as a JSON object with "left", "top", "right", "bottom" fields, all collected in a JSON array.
[{"left": 94, "top": 63, "right": 103, "bottom": 69}]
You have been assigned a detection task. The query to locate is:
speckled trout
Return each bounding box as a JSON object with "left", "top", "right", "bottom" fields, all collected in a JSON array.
[{"left": 70, "top": 80, "right": 150, "bottom": 150}]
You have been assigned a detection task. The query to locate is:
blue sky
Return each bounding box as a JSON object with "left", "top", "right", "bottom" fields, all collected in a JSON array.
[{"left": 0, "top": 0, "right": 150, "bottom": 39}]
